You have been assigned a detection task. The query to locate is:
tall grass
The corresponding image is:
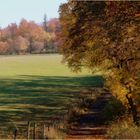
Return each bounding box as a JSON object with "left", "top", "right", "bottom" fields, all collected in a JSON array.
[{"left": 107, "top": 117, "right": 140, "bottom": 139}]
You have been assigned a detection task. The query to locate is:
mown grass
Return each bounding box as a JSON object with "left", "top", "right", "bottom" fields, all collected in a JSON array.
[
  {"left": 0, "top": 54, "right": 90, "bottom": 77},
  {"left": 0, "top": 54, "right": 103, "bottom": 135}
]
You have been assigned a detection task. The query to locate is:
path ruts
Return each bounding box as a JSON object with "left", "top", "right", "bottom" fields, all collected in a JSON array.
[{"left": 65, "top": 91, "right": 111, "bottom": 139}]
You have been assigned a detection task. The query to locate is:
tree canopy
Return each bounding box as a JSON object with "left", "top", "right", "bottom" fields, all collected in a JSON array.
[
  {"left": 59, "top": 1, "right": 140, "bottom": 124},
  {"left": 0, "top": 18, "right": 60, "bottom": 54}
]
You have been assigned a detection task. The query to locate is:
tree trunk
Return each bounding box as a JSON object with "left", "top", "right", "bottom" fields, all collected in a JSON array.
[{"left": 126, "top": 93, "right": 139, "bottom": 125}]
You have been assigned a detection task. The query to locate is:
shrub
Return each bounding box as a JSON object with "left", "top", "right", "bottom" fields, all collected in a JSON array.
[{"left": 102, "top": 97, "right": 126, "bottom": 121}]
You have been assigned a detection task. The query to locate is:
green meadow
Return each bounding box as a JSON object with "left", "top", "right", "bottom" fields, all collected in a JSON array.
[{"left": 0, "top": 54, "right": 103, "bottom": 133}]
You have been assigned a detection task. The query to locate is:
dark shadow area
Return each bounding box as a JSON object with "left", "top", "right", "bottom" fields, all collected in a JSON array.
[
  {"left": 67, "top": 93, "right": 126, "bottom": 138},
  {"left": 67, "top": 93, "right": 112, "bottom": 137},
  {"left": 0, "top": 75, "right": 103, "bottom": 130}
]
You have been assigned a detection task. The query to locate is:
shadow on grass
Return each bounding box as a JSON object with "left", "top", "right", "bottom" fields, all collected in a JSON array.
[{"left": 0, "top": 75, "right": 103, "bottom": 129}]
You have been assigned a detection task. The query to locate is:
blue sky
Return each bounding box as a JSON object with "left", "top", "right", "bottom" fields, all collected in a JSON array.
[{"left": 0, "top": 0, "right": 67, "bottom": 28}]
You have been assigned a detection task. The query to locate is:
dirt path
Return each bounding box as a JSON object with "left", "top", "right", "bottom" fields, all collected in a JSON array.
[{"left": 65, "top": 92, "right": 111, "bottom": 139}]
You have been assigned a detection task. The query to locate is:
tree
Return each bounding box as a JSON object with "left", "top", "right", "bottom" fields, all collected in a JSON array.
[
  {"left": 0, "top": 23, "right": 18, "bottom": 41},
  {"left": 18, "top": 19, "right": 47, "bottom": 53},
  {"left": 47, "top": 18, "right": 60, "bottom": 33},
  {"left": 43, "top": 14, "right": 48, "bottom": 32},
  {"left": 103, "top": 1, "right": 140, "bottom": 125},
  {"left": 31, "top": 41, "right": 44, "bottom": 53},
  {"left": 59, "top": 1, "right": 140, "bottom": 124},
  {"left": 0, "top": 41, "right": 9, "bottom": 54},
  {"left": 14, "top": 36, "right": 29, "bottom": 54},
  {"left": 0, "top": 17, "right": 59, "bottom": 54}
]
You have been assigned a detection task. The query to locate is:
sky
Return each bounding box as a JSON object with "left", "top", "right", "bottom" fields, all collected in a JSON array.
[{"left": 0, "top": 0, "right": 67, "bottom": 28}]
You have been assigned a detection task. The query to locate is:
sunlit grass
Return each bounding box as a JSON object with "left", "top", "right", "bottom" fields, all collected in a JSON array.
[{"left": 0, "top": 54, "right": 90, "bottom": 77}]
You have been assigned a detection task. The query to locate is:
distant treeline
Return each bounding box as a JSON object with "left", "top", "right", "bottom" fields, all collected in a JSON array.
[{"left": 0, "top": 18, "right": 60, "bottom": 54}]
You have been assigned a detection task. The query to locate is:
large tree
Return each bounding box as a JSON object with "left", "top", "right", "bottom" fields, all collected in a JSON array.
[{"left": 59, "top": 1, "right": 140, "bottom": 124}]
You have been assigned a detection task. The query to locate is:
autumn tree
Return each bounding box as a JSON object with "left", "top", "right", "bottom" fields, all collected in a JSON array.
[
  {"left": 13, "top": 36, "right": 29, "bottom": 54},
  {"left": 0, "top": 18, "right": 59, "bottom": 54},
  {"left": 47, "top": 18, "right": 60, "bottom": 33},
  {"left": 59, "top": 1, "right": 140, "bottom": 124},
  {"left": 45, "top": 18, "right": 61, "bottom": 51},
  {"left": 103, "top": 1, "right": 140, "bottom": 125},
  {"left": 0, "top": 41, "right": 9, "bottom": 54},
  {"left": 18, "top": 19, "right": 47, "bottom": 53}
]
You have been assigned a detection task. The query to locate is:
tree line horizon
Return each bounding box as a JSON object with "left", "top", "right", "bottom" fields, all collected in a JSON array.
[{"left": 0, "top": 15, "right": 60, "bottom": 55}]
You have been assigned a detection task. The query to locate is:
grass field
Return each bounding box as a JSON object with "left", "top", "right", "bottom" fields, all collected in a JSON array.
[{"left": 0, "top": 54, "right": 103, "bottom": 136}]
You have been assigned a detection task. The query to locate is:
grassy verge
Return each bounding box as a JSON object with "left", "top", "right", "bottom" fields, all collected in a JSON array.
[{"left": 106, "top": 116, "right": 140, "bottom": 139}]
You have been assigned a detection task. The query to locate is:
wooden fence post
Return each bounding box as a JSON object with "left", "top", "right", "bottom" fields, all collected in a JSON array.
[
  {"left": 33, "top": 122, "right": 36, "bottom": 139},
  {"left": 43, "top": 123, "right": 46, "bottom": 139},
  {"left": 27, "top": 121, "right": 30, "bottom": 140},
  {"left": 13, "top": 128, "right": 17, "bottom": 140},
  {"left": 48, "top": 125, "right": 50, "bottom": 131}
]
